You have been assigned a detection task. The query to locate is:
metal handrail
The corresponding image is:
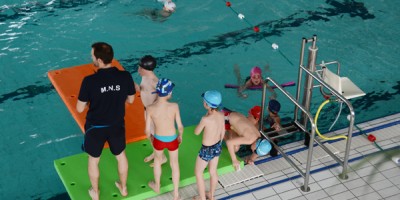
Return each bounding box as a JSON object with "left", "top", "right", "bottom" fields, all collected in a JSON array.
[
  {"left": 298, "top": 64, "right": 355, "bottom": 179},
  {"left": 260, "top": 77, "right": 317, "bottom": 192}
]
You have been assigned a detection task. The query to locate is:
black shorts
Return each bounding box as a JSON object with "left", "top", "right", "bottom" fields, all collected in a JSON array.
[{"left": 83, "top": 123, "right": 126, "bottom": 158}]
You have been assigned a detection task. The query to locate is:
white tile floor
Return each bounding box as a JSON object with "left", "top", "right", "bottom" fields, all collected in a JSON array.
[{"left": 148, "top": 113, "right": 400, "bottom": 200}]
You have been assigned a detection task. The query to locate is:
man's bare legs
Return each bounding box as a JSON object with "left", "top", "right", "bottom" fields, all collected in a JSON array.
[
  {"left": 88, "top": 156, "right": 100, "bottom": 200},
  {"left": 115, "top": 151, "right": 128, "bottom": 196},
  {"left": 169, "top": 149, "right": 180, "bottom": 200},
  {"left": 194, "top": 157, "right": 208, "bottom": 200}
]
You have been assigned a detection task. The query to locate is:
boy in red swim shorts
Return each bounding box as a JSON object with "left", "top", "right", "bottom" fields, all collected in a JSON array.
[{"left": 145, "top": 78, "right": 184, "bottom": 200}]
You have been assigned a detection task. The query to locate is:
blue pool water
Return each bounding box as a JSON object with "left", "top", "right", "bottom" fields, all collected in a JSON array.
[{"left": 0, "top": 0, "right": 399, "bottom": 199}]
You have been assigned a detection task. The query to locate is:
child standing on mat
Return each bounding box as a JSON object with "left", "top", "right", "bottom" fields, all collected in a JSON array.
[
  {"left": 135, "top": 55, "right": 168, "bottom": 167},
  {"left": 234, "top": 64, "right": 276, "bottom": 99},
  {"left": 146, "top": 78, "right": 183, "bottom": 200},
  {"left": 193, "top": 90, "right": 225, "bottom": 200}
]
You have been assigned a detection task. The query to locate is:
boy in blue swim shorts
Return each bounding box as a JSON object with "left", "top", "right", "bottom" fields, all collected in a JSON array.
[{"left": 193, "top": 90, "right": 225, "bottom": 200}]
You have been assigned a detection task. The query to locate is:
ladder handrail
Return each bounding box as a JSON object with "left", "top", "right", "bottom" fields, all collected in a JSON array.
[
  {"left": 260, "top": 77, "right": 317, "bottom": 192},
  {"left": 299, "top": 64, "right": 356, "bottom": 179}
]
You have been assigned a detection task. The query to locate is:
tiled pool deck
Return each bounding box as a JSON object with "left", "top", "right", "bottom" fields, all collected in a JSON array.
[{"left": 149, "top": 112, "right": 400, "bottom": 200}]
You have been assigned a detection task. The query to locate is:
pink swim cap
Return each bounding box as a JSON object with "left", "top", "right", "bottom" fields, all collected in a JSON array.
[{"left": 250, "top": 66, "right": 262, "bottom": 77}]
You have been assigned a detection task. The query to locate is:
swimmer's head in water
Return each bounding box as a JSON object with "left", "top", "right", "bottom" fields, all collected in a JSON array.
[
  {"left": 153, "top": 78, "right": 175, "bottom": 97},
  {"left": 249, "top": 105, "right": 262, "bottom": 119},
  {"left": 268, "top": 99, "right": 281, "bottom": 114},
  {"left": 139, "top": 55, "right": 156, "bottom": 71},
  {"left": 250, "top": 66, "right": 262, "bottom": 85},
  {"left": 201, "top": 90, "right": 222, "bottom": 108},
  {"left": 163, "top": 1, "right": 176, "bottom": 12}
]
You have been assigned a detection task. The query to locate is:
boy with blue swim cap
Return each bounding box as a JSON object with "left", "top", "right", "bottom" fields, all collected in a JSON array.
[
  {"left": 224, "top": 106, "right": 273, "bottom": 171},
  {"left": 194, "top": 90, "right": 225, "bottom": 200},
  {"left": 245, "top": 100, "right": 282, "bottom": 164}
]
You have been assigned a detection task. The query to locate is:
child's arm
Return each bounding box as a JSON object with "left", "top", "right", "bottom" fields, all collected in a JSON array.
[
  {"left": 237, "top": 79, "right": 252, "bottom": 98},
  {"left": 174, "top": 104, "right": 184, "bottom": 142},
  {"left": 194, "top": 117, "right": 206, "bottom": 136},
  {"left": 265, "top": 82, "right": 277, "bottom": 99},
  {"left": 145, "top": 111, "right": 153, "bottom": 139},
  {"left": 233, "top": 64, "right": 242, "bottom": 84},
  {"left": 271, "top": 115, "right": 282, "bottom": 131},
  {"left": 134, "top": 82, "right": 140, "bottom": 93},
  {"left": 246, "top": 153, "right": 258, "bottom": 165}
]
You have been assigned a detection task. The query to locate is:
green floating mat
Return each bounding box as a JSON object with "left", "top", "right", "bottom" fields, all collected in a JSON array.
[{"left": 55, "top": 125, "right": 243, "bottom": 200}]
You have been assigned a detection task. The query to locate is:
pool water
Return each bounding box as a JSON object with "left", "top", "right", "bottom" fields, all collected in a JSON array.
[{"left": 0, "top": 0, "right": 399, "bottom": 199}]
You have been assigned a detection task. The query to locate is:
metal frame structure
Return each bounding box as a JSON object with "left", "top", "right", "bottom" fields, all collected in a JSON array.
[{"left": 259, "top": 35, "right": 356, "bottom": 192}]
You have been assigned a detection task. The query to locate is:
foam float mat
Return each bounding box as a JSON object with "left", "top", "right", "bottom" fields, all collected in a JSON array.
[
  {"left": 54, "top": 125, "right": 243, "bottom": 200},
  {"left": 48, "top": 60, "right": 147, "bottom": 145}
]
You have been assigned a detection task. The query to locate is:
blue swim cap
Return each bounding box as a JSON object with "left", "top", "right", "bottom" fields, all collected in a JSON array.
[
  {"left": 268, "top": 99, "right": 281, "bottom": 114},
  {"left": 153, "top": 78, "right": 175, "bottom": 97},
  {"left": 255, "top": 139, "right": 272, "bottom": 156},
  {"left": 201, "top": 90, "right": 222, "bottom": 108}
]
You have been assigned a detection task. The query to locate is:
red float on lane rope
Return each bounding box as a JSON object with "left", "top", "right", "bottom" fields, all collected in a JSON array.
[
  {"left": 368, "top": 134, "right": 376, "bottom": 142},
  {"left": 253, "top": 26, "right": 260, "bottom": 33}
]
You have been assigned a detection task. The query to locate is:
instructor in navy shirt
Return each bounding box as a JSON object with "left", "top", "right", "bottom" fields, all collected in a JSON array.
[{"left": 77, "top": 42, "right": 135, "bottom": 199}]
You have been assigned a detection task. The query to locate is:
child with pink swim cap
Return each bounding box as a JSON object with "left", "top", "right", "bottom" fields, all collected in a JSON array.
[{"left": 234, "top": 65, "right": 277, "bottom": 99}]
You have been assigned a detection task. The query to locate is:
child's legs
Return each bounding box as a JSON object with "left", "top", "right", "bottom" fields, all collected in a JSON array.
[
  {"left": 208, "top": 156, "right": 220, "bottom": 198},
  {"left": 168, "top": 149, "right": 180, "bottom": 196},
  {"left": 153, "top": 149, "right": 164, "bottom": 186},
  {"left": 194, "top": 156, "right": 208, "bottom": 200}
]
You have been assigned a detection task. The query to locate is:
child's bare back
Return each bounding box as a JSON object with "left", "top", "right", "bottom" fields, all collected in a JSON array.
[
  {"left": 140, "top": 75, "right": 158, "bottom": 107},
  {"left": 200, "top": 111, "right": 225, "bottom": 146},
  {"left": 147, "top": 101, "right": 180, "bottom": 136}
]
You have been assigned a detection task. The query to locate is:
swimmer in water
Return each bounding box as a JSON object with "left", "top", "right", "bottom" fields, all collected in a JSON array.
[
  {"left": 234, "top": 64, "right": 277, "bottom": 99},
  {"left": 136, "top": 0, "right": 176, "bottom": 22}
]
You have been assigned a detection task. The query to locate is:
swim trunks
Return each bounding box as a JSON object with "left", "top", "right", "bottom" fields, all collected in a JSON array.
[
  {"left": 152, "top": 134, "right": 179, "bottom": 151},
  {"left": 198, "top": 141, "right": 222, "bottom": 162},
  {"left": 83, "top": 123, "right": 126, "bottom": 158},
  {"left": 222, "top": 109, "right": 231, "bottom": 131}
]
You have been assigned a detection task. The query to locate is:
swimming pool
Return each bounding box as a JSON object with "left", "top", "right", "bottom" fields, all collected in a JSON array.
[{"left": 0, "top": 0, "right": 399, "bottom": 199}]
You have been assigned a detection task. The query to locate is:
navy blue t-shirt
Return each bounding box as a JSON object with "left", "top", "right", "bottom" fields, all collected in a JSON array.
[{"left": 78, "top": 67, "right": 136, "bottom": 125}]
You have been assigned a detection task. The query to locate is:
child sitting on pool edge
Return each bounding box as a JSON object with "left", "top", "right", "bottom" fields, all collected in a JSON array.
[{"left": 234, "top": 65, "right": 277, "bottom": 99}]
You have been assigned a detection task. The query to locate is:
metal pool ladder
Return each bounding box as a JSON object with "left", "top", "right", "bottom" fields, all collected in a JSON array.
[{"left": 259, "top": 35, "right": 365, "bottom": 192}]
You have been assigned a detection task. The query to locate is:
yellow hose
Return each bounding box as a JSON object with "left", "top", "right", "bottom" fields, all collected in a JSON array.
[{"left": 315, "top": 100, "right": 348, "bottom": 140}]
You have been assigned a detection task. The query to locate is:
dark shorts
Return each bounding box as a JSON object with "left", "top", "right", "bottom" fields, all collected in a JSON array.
[
  {"left": 83, "top": 123, "right": 126, "bottom": 158},
  {"left": 198, "top": 141, "right": 222, "bottom": 162}
]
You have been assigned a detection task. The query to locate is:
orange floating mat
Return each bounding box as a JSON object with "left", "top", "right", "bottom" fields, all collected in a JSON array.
[{"left": 48, "top": 60, "right": 146, "bottom": 145}]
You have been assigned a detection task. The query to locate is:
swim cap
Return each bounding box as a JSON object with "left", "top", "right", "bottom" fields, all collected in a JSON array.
[
  {"left": 268, "top": 99, "right": 281, "bottom": 114},
  {"left": 153, "top": 78, "right": 175, "bottom": 97},
  {"left": 255, "top": 138, "right": 272, "bottom": 156},
  {"left": 164, "top": 1, "right": 176, "bottom": 12},
  {"left": 201, "top": 90, "right": 222, "bottom": 108},
  {"left": 139, "top": 55, "right": 156, "bottom": 71},
  {"left": 250, "top": 66, "right": 262, "bottom": 77},
  {"left": 249, "top": 105, "right": 262, "bottom": 119}
]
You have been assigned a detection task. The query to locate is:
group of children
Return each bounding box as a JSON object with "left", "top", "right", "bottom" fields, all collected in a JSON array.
[{"left": 136, "top": 55, "right": 282, "bottom": 200}]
